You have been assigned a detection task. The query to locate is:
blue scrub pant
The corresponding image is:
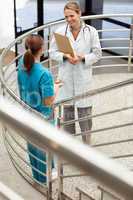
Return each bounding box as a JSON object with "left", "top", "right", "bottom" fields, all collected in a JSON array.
[
  {"left": 28, "top": 143, "right": 48, "bottom": 183},
  {"left": 27, "top": 119, "right": 55, "bottom": 183}
]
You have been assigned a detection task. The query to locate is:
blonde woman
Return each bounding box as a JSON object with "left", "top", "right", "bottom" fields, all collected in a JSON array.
[{"left": 50, "top": 1, "right": 102, "bottom": 143}]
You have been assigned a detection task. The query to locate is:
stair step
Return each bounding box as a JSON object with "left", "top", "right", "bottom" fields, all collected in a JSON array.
[
  {"left": 76, "top": 187, "right": 98, "bottom": 200},
  {"left": 61, "top": 192, "right": 75, "bottom": 200},
  {"left": 98, "top": 186, "right": 123, "bottom": 200}
]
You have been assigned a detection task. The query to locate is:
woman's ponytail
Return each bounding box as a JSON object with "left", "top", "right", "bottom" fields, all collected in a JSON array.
[
  {"left": 23, "top": 34, "right": 44, "bottom": 73},
  {"left": 24, "top": 49, "right": 34, "bottom": 73}
]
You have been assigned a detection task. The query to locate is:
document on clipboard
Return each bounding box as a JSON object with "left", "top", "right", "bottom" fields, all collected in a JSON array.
[{"left": 54, "top": 33, "right": 75, "bottom": 57}]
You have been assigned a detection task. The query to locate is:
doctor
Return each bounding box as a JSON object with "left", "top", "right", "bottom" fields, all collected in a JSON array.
[{"left": 50, "top": 1, "right": 102, "bottom": 143}]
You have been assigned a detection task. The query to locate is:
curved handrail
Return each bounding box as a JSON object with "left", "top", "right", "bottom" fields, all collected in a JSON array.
[
  {"left": 0, "top": 14, "right": 132, "bottom": 91},
  {"left": 0, "top": 181, "right": 24, "bottom": 200},
  {"left": 54, "top": 77, "right": 133, "bottom": 106},
  {"left": 0, "top": 14, "right": 133, "bottom": 199},
  {"left": 0, "top": 14, "right": 133, "bottom": 109},
  {"left": 1, "top": 13, "right": 133, "bottom": 65},
  {"left": 0, "top": 96, "right": 133, "bottom": 200}
]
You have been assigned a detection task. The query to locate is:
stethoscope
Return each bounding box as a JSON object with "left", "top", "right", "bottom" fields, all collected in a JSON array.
[{"left": 64, "top": 21, "right": 91, "bottom": 41}]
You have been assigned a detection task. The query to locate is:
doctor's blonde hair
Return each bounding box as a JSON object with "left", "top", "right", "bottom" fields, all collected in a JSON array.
[{"left": 64, "top": 1, "right": 81, "bottom": 14}]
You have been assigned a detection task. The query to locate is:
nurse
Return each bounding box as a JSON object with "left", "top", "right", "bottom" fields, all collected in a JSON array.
[
  {"left": 50, "top": 1, "right": 102, "bottom": 143},
  {"left": 18, "top": 34, "right": 60, "bottom": 184}
]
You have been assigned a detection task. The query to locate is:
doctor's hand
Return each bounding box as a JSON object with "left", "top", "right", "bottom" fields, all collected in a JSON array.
[
  {"left": 63, "top": 53, "right": 82, "bottom": 64},
  {"left": 63, "top": 53, "right": 75, "bottom": 64},
  {"left": 77, "top": 54, "right": 85, "bottom": 62},
  {"left": 70, "top": 54, "right": 85, "bottom": 64}
]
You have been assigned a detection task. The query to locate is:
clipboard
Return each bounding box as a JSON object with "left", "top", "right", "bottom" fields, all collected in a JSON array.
[{"left": 54, "top": 32, "right": 75, "bottom": 57}]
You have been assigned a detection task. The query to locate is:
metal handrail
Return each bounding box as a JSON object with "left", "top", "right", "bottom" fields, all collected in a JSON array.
[
  {"left": 0, "top": 13, "right": 133, "bottom": 199},
  {"left": 54, "top": 78, "right": 133, "bottom": 106},
  {"left": 0, "top": 181, "right": 24, "bottom": 200},
  {"left": 4, "top": 134, "right": 47, "bottom": 178},
  {"left": 0, "top": 14, "right": 133, "bottom": 108},
  {"left": 0, "top": 96, "right": 133, "bottom": 200},
  {"left": 60, "top": 105, "right": 133, "bottom": 126},
  {"left": 0, "top": 13, "right": 133, "bottom": 66}
]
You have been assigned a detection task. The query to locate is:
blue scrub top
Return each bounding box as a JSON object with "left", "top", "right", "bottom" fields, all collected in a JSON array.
[{"left": 18, "top": 58, "right": 54, "bottom": 117}]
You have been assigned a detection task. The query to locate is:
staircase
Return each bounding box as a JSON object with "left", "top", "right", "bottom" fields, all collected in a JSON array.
[{"left": 0, "top": 14, "right": 133, "bottom": 200}]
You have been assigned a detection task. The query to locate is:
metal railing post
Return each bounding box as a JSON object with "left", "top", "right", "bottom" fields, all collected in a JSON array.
[
  {"left": 48, "top": 26, "right": 52, "bottom": 71},
  {"left": 0, "top": 63, "right": 6, "bottom": 97},
  {"left": 128, "top": 20, "right": 133, "bottom": 71},
  {"left": 47, "top": 26, "right": 51, "bottom": 70},
  {"left": 57, "top": 105, "right": 64, "bottom": 200},
  {"left": 47, "top": 152, "right": 52, "bottom": 200}
]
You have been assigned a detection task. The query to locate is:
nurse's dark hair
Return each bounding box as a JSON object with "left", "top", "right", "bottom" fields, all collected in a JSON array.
[
  {"left": 64, "top": 1, "right": 81, "bottom": 14},
  {"left": 24, "top": 34, "right": 44, "bottom": 73}
]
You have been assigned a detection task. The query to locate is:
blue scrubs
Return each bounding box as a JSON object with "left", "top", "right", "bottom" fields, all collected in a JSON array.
[{"left": 18, "top": 58, "right": 54, "bottom": 183}]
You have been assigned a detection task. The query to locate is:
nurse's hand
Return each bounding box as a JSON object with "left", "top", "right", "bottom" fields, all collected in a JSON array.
[
  {"left": 55, "top": 79, "right": 63, "bottom": 87},
  {"left": 54, "top": 80, "right": 63, "bottom": 98}
]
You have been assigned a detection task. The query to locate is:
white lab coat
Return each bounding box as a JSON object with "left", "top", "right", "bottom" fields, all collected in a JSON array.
[{"left": 50, "top": 22, "right": 102, "bottom": 107}]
